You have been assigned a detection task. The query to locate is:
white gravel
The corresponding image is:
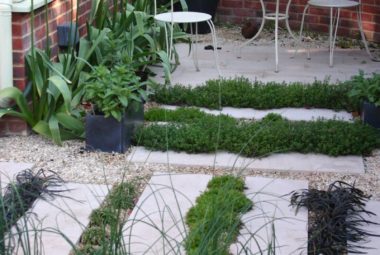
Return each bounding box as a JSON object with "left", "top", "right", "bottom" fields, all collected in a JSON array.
[{"left": 1, "top": 135, "right": 379, "bottom": 200}]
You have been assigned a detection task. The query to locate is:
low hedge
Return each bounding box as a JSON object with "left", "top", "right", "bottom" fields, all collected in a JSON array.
[
  {"left": 135, "top": 108, "right": 380, "bottom": 157},
  {"left": 185, "top": 175, "right": 252, "bottom": 255},
  {"left": 151, "top": 77, "right": 357, "bottom": 111}
]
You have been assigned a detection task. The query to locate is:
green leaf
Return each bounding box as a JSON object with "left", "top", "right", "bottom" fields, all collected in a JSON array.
[
  {"left": 48, "top": 76, "right": 72, "bottom": 113},
  {"left": 0, "top": 87, "right": 34, "bottom": 125}
]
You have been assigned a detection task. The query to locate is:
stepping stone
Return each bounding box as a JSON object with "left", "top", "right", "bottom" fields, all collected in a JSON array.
[
  {"left": 162, "top": 105, "right": 353, "bottom": 122},
  {"left": 231, "top": 177, "right": 308, "bottom": 254},
  {"left": 124, "top": 173, "right": 308, "bottom": 254},
  {"left": 0, "top": 161, "right": 34, "bottom": 186},
  {"left": 12, "top": 182, "right": 109, "bottom": 255},
  {"left": 123, "top": 173, "right": 212, "bottom": 254},
  {"left": 128, "top": 147, "right": 364, "bottom": 174},
  {"left": 348, "top": 200, "right": 380, "bottom": 255}
]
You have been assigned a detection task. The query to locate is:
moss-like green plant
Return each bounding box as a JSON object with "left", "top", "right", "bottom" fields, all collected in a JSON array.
[
  {"left": 151, "top": 77, "right": 356, "bottom": 111},
  {"left": 136, "top": 107, "right": 380, "bottom": 157},
  {"left": 185, "top": 175, "right": 252, "bottom": 255}
]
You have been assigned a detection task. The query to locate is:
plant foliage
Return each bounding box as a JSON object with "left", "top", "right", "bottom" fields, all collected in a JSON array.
[
  {"left": 84, "top": 65, "right": 149, "bottom": 121},
  {"left": 185, "top": 175, "right": 252, "bottom": 255},
  {"left": 290, "top": 181, "right": 380, "bottom": 254},
  {"left": 151, "top": 77, "right": 356, "bottom": 111},
  {"left": 348, "top": 71, "right": 380, "bottom": 107},
  {"left": 137, "top": 107, "right": 380, "bottom": 157}
]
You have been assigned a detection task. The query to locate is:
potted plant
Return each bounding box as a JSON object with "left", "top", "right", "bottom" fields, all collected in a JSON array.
[
  {"left": 349, "top": 71, "right": 380, "bottom": 129},
  {"left": 84, "top": 65, "right": 148, "bottom": 153}
]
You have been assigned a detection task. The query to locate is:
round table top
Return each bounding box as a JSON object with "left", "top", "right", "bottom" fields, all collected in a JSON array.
[
  {"left": 154, "top": 11, "right": 212, "bottom": 23},
  {"left": 308, "top": 0, "right": 359, "bottom": 8}
]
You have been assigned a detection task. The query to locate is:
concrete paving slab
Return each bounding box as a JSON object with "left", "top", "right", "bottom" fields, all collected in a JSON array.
[
  {"left": 231, "top": 177, "right": 308, "bottom": 255},
  {"left": 162, "top": 105, "right": 353, "bottom": 122},
  {"left": 348, "top": 200, "right": 380, "bottom": 255},
  {"left": 10, "top": 182, "right": 109, "bottom": 255},
  {"left": 0, "top": 161, "right": 34, "bottom": 187},
  {"left": 152, "top": 43, "right": 380, "bottom": 86},
  {"left": 123, "top": 172, "right": 212, "bottom": 254},
  {"left": 152, "top": 42, "right": 380, "bottom": 86},
  {"left": 128, "top": 147, "right": 364, "bottom": 174}
]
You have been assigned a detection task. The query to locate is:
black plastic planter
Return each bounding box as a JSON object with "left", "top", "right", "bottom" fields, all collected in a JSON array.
[
  {"left": 361, "top": 101, "right": 380, "bottom": 129},
  {"left": 85, "top": 102, "right": 144, "bottom": 153},
  {"left": 176, "top": 0, "right": 220, "bottom": 34}
]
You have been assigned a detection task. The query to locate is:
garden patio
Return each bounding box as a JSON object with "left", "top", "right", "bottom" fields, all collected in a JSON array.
[{"left": 0, "top": 0, "right": 380, "bottom": 254}]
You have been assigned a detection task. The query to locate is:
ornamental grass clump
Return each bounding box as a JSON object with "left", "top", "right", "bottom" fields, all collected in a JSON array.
[
  {"left": 0, "top": 169, "right": 65, "bottom": 253},
  {"left": 290, "top": 181, "right": 380, "bottom": 254},
  {"left": 185, "top": 175, "right": 252, "bottom": 255}
]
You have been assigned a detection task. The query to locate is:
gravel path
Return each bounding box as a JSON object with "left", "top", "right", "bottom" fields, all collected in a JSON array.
[{"left": 1, "top": 135, "right": 379, "bottom": 200}]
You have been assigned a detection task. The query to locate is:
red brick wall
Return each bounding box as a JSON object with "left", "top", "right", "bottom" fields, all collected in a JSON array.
[
  {"left": 217, "top": 0, "right": 380, "bottom": 43},
  {"left": 11, "top": 0, "right": 92, "bottom": 91}
]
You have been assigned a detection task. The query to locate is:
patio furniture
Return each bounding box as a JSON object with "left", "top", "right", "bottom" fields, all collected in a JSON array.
[
  {"left": 299, "top": 0, "right": 379, "bottom": 67},
  {"left": 238, "top": 0, "right": 297, "bottom": 73},
  {"left": 153, "top": 0, "right": 221, "bottom": 78}
]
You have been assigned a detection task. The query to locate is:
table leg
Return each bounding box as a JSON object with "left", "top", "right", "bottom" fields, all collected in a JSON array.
[{"left": 207, "top": 20, "right": 221, "bottom": 76}]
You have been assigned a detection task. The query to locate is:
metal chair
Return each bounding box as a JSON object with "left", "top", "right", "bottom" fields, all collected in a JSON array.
[
  {"left": 238, "top": 0, "right": 297, "bottom": 73},
  {"left": 153, "top": 0, "right": 221, "bottom": 78},
  {"left": 299, "top": 0, "right": 379, "bottom": 66}
]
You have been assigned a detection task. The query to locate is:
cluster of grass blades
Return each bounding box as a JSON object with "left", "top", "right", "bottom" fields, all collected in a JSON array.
[
  {"left": 0, "top": 169, "right": 65, "bottom": 254},
  {"left": 290, "top": 181, "right": 380, "bottom": 254},
  {"left": 185, "top": 175, "right": 253, "bottom": 255}
]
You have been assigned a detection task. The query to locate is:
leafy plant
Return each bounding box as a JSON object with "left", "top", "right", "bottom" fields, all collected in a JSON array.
[
  {"left": 349, "top": 71, "right": 380, "bottom": 107},
  {"left": 290, "top": 181, "right": 380, "bottom": 254},
  {"left": 137, "top": 107, "right": 380, "bottom": 157},
  {"left": 185, "top": 175, "right": 252, "bottom": 255},
  {"left": 84, "top": 65, "right": 149, "bottom": 121},
  {"left": 152, "top": 77, "right": 356, "bottom": 111},
  {"left": 0, "top": 0, "right": 107, "bottom": 145}
]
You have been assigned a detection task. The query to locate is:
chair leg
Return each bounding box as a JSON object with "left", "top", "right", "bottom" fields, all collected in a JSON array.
[
  {"left": 295, "top": 4, "right": 310, "bottom": 59},
  {"left": 163, "top": 23, "right": 172, "bottom": 82},
  {"left": 356, "top": 5, "right": 379, "bottom": 62},
  {"left": 285, "top": 0, "right": 297, "bottom": 41},
  {"left": 274, "top": 0, "right": 280, "bottom": 72},
  {"left": 207, "top": 20, "right": 222, "bottom": 76},
  {"left": 237, "top": 0, "right": 266, "bottom": 58},
  {"left": 329, "top": 7, "right": 340, "bottom": 67}
]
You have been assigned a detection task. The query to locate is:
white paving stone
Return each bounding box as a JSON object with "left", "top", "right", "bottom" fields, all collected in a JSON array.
[
  {"left": 0, "top": 161, "right": 34, "bottom": 187},
  {"left": 348, "top": 200, "right": 380, "bottom": 255},
  {"left": 162, "top": 105, "right": 353, "bottom": 122},
  {"left": 128, "top": 147, "right": 364, "bottom": 174},
  {"left": 14, "top": 182, "right": 109, "bottom": 255},
  {"left": 152, "top": 43, "right": 380, "bottom": 85},
  {"left": 231, "top": 177, "right": 308, "bottom": 255},
  {"left": 123, "top": 172, "right": 212, "bottom": 254},
  {"left": 124, "top": 173, "right": 308, "bottom": 254}
]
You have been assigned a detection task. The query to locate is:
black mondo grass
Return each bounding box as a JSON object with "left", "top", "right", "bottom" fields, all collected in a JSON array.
[
  {"left": 0, "top": 169, "right": 66, "bottom": 235},
  {"left": 290, "top": 181, "right": 380, "bottom": 255}
]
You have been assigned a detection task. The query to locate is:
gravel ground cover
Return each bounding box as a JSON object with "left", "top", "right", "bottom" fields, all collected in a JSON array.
[{"left": 1, "top": 135, "right": 379, "bottom": 200}]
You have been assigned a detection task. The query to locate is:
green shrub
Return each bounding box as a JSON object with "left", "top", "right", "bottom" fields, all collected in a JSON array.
[
  {"left": 151, "top": 77, "right": 356, "bottom": 111},
  {"left": 348, "top": 71, "right": 380, "bottom": 107},
  {"left": 185, "top": 175, "right": 252, "bottom": 255},
  {"left": 136, "top": 108, "right": 380, "bottom": 157},
  {"left": 109, "top": 182, "right": 136, "bottom": 210}
]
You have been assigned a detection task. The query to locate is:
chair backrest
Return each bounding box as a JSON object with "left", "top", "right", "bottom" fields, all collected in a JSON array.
[{"left": 153, "top": 0, "right": 174, "bottom": 16}]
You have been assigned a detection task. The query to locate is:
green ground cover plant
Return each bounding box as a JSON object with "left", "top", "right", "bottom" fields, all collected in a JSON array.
[
  {"left": 136, "top": 108, "right": 380, "bottom": 157},
  {"left": 78, "top": 181, "right": 137, "bottom": 254},
  {"left": 151, "top": 77, "right": 356, "bottom": 111},
  {"left": 185, "top": 175, "right": 252, "bottom": 255}
]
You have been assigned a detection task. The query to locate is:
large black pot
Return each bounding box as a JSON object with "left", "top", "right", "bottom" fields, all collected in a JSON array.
[
  {"left": 85, "top": 102, "right": 144, "bottom": 153},
  {"left": 177, "top": 0, "right": 220, "bottom": 34},
  {"left": 361, "top": 101, "right": 380, "bottom": 129}
]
